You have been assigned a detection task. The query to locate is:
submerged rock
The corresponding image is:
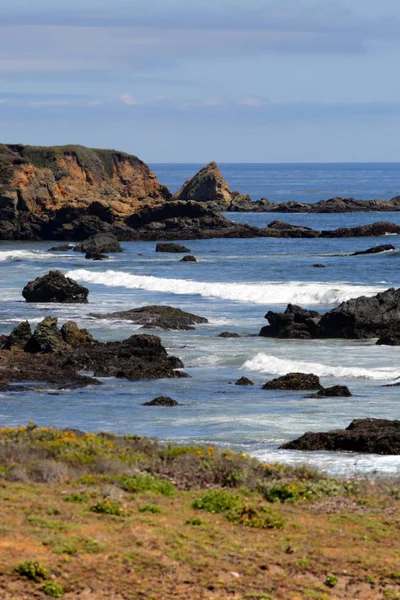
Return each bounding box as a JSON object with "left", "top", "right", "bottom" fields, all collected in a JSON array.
[
  {"left": 90, "top": 305, "right": 208, "bottom": 330},
  {"left": 48, "top": 245, "right": 74, "bottom": 252},
  {"left": 22, "top": 270, "right": 89, "bottom": 303},
  {"left": 156, "top": 242, "right": 191, "bottom": 253},
  {"left": 307, "top": 385, "right": 352, "bottom": 398},
  {"left": 263, "top": 373, "right": 321, "bottom": 391},
  {"left": 313, "top": 264, "right": 326, "bottom": 268},
  {"left": 143, "top": 396, "right": 180, "bottom": 406},
  {"left": 351, "top": 244, "right": 396, "bottom": 256},
  {"left": 85, "top": 251, "right": 108, "bottom": 260},
  {"left": 218, "top": 332, "right": 241, "bottom": 338},
  {"left": 280, "top": 418, "right": 400, "bottom": 454},
  {"left": 235, "top": 377, "right": 254, "bottom": 386}
]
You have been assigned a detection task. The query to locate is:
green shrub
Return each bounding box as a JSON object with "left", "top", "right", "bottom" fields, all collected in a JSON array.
[
  {"left": 15, "top": 560, "right": 48, "bottom": 582},
  {"left": 193, "top": 489, "right": 241, "bottom": 514},
  {"left": 121, "top": 474, "right": 175, "bottom": 496},
  {"left": 138, "top": 503, "right": 161, "bottom": 514},
  {"left": 185, "top": 517, "right": 205, "bottom": 526},
  {"left": 324, "top": 574, "right": 338, "bottom": 588},
  {"left": 227, "top": 503, "right": 284, "bottom": 529},
  {"left": 42, "top": 580, "right": 64, "bottom": 598},
  {"left": 90, "top": 499, "right": 123, "bottom": 516},
  {"left": 63, "top": 493, "right": 88, "bottom": 503},
  {"left": 262, "top": 479, "right": 357, "bottom": 503}
]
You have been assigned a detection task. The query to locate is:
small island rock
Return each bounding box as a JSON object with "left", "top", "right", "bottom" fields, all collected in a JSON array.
[
  {"left": 22, "top": 270, "right": 89, "bottom": 304},
  {"left": 263, "top": 373, "right": 321, "bottom": 391},
  {"left": 143, "top": 396, "right": 180, "bottom": 407}
]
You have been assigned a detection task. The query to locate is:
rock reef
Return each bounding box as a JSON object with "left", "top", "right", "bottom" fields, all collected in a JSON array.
[{"left": 90, "top": 305, "right": 208, "bottom": 330}]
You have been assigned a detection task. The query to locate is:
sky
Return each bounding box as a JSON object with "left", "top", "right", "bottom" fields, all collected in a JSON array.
[{"left": 1, "top": 0, "right": 400, "bottom": 162}]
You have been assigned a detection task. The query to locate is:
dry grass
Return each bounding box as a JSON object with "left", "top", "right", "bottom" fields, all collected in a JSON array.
[{"left": 0, "top": 424, "right": 399, "bottom": 599}]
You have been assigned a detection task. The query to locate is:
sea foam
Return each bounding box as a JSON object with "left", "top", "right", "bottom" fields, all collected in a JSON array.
[
  {"left": 66, "top": 269, "right": 385, "bottom": 306},
  {"left": 242, "top": 353, "right": 400, "bottom": 381}
]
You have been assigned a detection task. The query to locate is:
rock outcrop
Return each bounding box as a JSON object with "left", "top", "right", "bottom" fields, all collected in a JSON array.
[
  {"left": 235, "top": 377, "right": 254, "bottom": 386},
  {"left": 143, "top": 396, "right": 181, "bottom": 407},
  {"left": 156, "top": 242, "right": 191, "bottom": 253},
  {"left": 351, "top": 244, "right": 396, "bottom": 256},
  {"left": 262, "top": 373, "right": 322, "bottom": 391},
  {"left": 260, "top": 288, "right": 400, "bottom": 340},
  {"left": 22, "top": 271, "right": 89, "bottom": 303},
  {"left": 225, "top": 195, "right": 400, "bottom": 213},
  {"left": 89, "top": 305, "right": 208, "bottom": 330},
  {"left": 75, "top": 232, "right": 122, "bottom": 254},
  {"left": 280, "top": 418, "right": 400, "bottom": 454},
  {"left": 173, "top": 162, "right": 233, "bottom": 210},
  {"left": 0, "top": 318, "right": 185, "bottom": 389}
]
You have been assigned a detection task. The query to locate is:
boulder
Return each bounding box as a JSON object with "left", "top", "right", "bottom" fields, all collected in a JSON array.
[
  {"left": 235, "top": 377, "right": 254, "bottom": 386},
  {"left": 173, "top": 162, "right": 232, "bottom": 210},
  {"left": 61, "top": 321, "right": 93, "bottom": 348},
  {"left": 351, "top": 244, "right": 396, "bottom": 256},
  {"left": 89, "top": 305, "right": 208, "bottom": 330},
  {"left": 280, "top": 418, "right": 400, "bottom": 454},
  {"left": 26, "top": 316, "right": 64, "bottom": 353},
  {"left": 307, "top": 385, "right": 352, "bottom": 398},
  {"left": 156, "top": 242, "right": 191, "bottom": 253},
  {"left": 22, "top": 270, "right": 89, "bottom": 304},
  {"left": 180, "top": 255, "right": 197, "bottom": 262},
  {"left": 263, "top": 373, "right": 321, "bottom": 391},
  {"left": 218, "top": 332, "right": 241, "bottom": 338},
  {"left": 260, "top": 304, "right": 321, "bottom": 339},
  {"left": 6, "top": 321, "right": 32, "bottom": 350},
  {"left": 143, "top": 396, "right": 180, "bottom": 406},
  {"left": 75, "top": 232, "right": 122, "bottom": 254}
]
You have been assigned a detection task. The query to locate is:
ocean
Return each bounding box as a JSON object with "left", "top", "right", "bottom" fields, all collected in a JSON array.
[{"left": 0, "top": 163, "right": 400, "bottom": 476}]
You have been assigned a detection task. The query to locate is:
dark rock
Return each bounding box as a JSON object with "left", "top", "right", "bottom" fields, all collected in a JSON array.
[
  {"left": 376, "top": 336, "right": 400, "bottom": 346},
  {"left": 313, "top": 264, "right": 326, "bottom": 268},
  {"left": 180, "top": 255, "right": 197, "bottom": 262},
  {"left": 235, "top": 377, "right": 254, "bottom": 386},
  {"left": 143, "top": 396, "right": 180, "bottom": 406},
  {"left": 61, "top": 321, "right": 93, "bottom": 348},
  {"left": 280, "top": 418, "right": 400, "bottom": 454},
  {"left": 172, "top": 162, "right": 232, "bottom": 210},
  {"left": 6, "top": 321, "right": 32, "bottom": 350},
  {"left": 85, "top": 251, "right": 108, "bottom": 260},
  {"left": 26, "top": 316, "right": 64, "bottom": 353},
  {"left": 322, "top": 222, "right": 400, "bottom": 238},
  {"left": 351, "top": 244, "right": 396, "bottom": 256},
  {"left": 266, "top": 220, "right": 320, "bottom": 239},
  {"left": 156, "top": 242, "right": 191, "bottom": 253},
  {"left": 307, "top": 385, "right": 352, "bottom": 398},
  {"left": 75, "top": 232, "right": 122, "bottom": 254},
  {"left": 48, "top": 245, "right": 73, "bottom": 252},
  {"left": 260, "top": 304, "right": 321, "bottom": 339},
  {"left": 218, "top": 332, "right": 241, "bottom": 338},
  {"left": 90, "top": 305, "right": 208, "bottom": 330},
  {"left": 22, "top": 270, "right": 89, "bottom": 304},
  {"left": 263, "top": 373, "right": 321, "bottom": 391}
]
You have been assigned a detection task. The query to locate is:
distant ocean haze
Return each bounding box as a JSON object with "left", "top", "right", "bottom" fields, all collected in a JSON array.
[{"left": 150, "top": 163, "right": 400, "bottom": 203}]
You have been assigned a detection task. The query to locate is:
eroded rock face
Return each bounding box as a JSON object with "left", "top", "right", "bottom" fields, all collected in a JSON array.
[
  {"left": 22, "top": 270, "right": 89, "bottom": 303},
  {"left": 173, "top": 162, "right": 232, "bottom": 210},
  {"left": 89, "top": 305, "right": 208, "bottom": 330},
  {"left": 280, "top": 418, "right": 400, "bottom": 454},
  {"left": 262, "top": 373, "right": 321, "bottom": 391}
]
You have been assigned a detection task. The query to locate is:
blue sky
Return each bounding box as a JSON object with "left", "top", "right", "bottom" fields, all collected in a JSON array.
[{"left": 1, "top": 0, "right": 400, "bottom": 162}]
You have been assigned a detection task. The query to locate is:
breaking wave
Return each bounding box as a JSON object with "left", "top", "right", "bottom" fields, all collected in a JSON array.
[
  {"left": 0, "top": 250, "right": 50, "bottom": 262},
  {"left": 66, "top": 269, "right": 385, "bottom": 306},
  {"left": 242, "top": 353, "right": 400, "bottom": 381}
]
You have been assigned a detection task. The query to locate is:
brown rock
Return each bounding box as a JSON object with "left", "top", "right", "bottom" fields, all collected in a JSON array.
[{"left": 173, "top": 162, "right": 232, "bottom": 209}]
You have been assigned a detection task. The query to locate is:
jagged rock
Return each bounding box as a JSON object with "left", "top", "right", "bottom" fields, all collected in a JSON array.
[
  {"left": 26, "top": 316, "right": 64, "bottom": 353},
  {"left": 85, "top": 251, "right": 108, "bottom": 260},
  {"left": 6, "top": 321, "right": 32, "bottom": 350},
  {"left": 235, "top": 377, "right": 254, "bottom": 386},
  {"left": 280, "top": 418, "right": 400, "bottom": 454},
  {"left": 351, "top": 244, "right": 396, "bottom": 256},
  {"left": 173, "top": 162, "right": 232, "bottom": 209},
  {"left": 156, "top": 243, "right": 191, "bottom": 253},
  {"left": 218, "top": 332, "right": 241, "bottom": 338},
  {"left": 263, "top": 373, "right": 321, "bottom": 391},
  {"left": 75, "top": 232, "right": 122, "bottom": 254},
  {"left": 180, "top": 255, "right": 197, "bottom": 262},
  {"left": 61, "top": 321, "right": 93, "bottom": 348},
  {"left": 143, "top": 396, "right": 180, "bottom": 406},
  {"left": 307, "top": 385, "right": 352, "bottom": 398},
  {"left": 89, "top": 305, "right": 208, "bottom": 330},
  {"left": 22, "top": 270, "right": 89, "bottom": 303},
  {"left": 260, "top": 304, "right": 321, "bottom": 339}
]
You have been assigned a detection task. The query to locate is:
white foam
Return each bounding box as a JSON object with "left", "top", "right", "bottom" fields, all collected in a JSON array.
[
  {"left": 65, "top": 269, "right": 385, "bottom": 306},
  {"left": 242, "top": 353, "right": 400, "bottom": 381},
  {"left": 0, "top": 250, "right": 49, "bottom": 262}
]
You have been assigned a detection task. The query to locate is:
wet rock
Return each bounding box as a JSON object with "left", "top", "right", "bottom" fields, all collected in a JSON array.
[
  {"left": 180, "top": 255, "right": 197, "bottom": 262},
  {"left": 235, "top": 377, "right": 254, "bottom": 386},
  {"left": 85, "top": 251, "right": 108, "bottom": 260},
  {"left": 307, "top": 385, "right": 352, "bottom": 398},
  {"left": 280, "top": 418, "right": 400, "bottom": 454},
  {"left": 322, "top": 222, "right": 400, "bottom": 238},
  {"left": 156, "top": 242, "right": 191, "bottom": 253},
  {"left": 143, "top": 396, "right": 180, "bottom": 406},
  {"left": 22, "top": 270, "right": 89, "bottom": 303},
  {"left": 351, "top": 244, "right": 396, "bottom": 256},
  {"left": 75, "top": 232, "right": 122, "bottom": 254},
  {"left": 61, "top": 321, "right": 94, "bottom": 348},
  {"left": 26, "top": 316, "right": 64, "bottom": 353},
  {"left": 218, "top": 332, "right": 241, "bottom": 338},
  {"left": 48, "top": 245, "right": 73, "bottom": 252},
  {"left": 260, "top": 304, "right": 321, "bottom": 339},
  {"left": 6, "top": 321, "right": 32, "bottom": 350},
  {"left": 266, "top": 220, "right": 320, "bottom": 239},
  {"left": 173, "top": 162, "right": 232, "bottom": 210},
  {"left": 313, "top": 264, "right": 326, "bottom": 268},
  {"left": 90, "top": 305, "right": 208, "bottom": 330},
  {"left": 376, "top": 336, "right": 400, "bottom": 346},
  {"left": 263, "top": 373, "right": 322, "bottom": 391}
]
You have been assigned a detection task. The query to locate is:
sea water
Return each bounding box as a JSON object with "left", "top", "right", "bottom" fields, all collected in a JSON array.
[{"left": 0, "top": 164, "right": 400, "bottom": 475}]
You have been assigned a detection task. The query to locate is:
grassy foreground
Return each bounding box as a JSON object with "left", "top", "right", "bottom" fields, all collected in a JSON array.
[{"left": 0, "top": 424, "right": 400, "bottom": 599}]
